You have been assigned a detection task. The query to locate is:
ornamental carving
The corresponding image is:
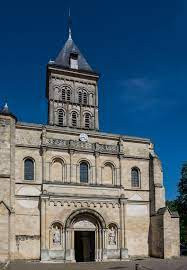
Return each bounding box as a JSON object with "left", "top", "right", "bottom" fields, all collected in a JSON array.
[
  {"left": 73, "top": 220, "right": 95, "bottom": 229},
  {"left": 108, "top": 227, "right": 116, "bottom": 245},
  {"left": 0, "top": 119, "right": 10, "bottom": 126},
  {"left": 46, "top": 137, "right": 121, "bottom": 155},
  {"left": 49, "top": 200, "right": 120, "bottom": 209},
  {"left": 52, "top": 225, "right": 61, "bottom": 245},
  {"left": 47, "top": 138, "right": 69, "bottom": 147}
]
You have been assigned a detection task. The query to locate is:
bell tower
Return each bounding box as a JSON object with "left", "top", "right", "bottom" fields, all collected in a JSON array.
[{"left": 46, "top": 22, "right": 99, "bottom": 131}]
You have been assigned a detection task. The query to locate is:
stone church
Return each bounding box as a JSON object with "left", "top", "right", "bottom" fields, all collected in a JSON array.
[{"left": 0, "top": 23, "right": 180, "bottom": 263}]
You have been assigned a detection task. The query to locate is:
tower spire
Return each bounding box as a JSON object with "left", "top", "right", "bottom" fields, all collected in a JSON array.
[{"left": 68, "top": 8, "right": 72, "bottom": 40}]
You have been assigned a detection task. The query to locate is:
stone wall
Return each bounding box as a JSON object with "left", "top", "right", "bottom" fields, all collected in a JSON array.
[
  {"left": 0, "top": 203, "right": 10, "bottom": 262},
  {"left": 0, "top": 120, "right": 180, "bottom": 261},
  {"left": 150, "top": 208, "right": 180, "bottom": 258}
]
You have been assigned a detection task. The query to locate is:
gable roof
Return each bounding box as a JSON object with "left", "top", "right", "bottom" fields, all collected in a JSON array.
[{"left": 157, "top": 206, "right": 179, "bottom": 218}]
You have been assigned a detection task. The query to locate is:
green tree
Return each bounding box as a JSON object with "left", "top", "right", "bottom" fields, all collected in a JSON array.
[
  {"left": 177, "top": 162, "right": 187, "bottom": 244},
  {"left": 166, "top": 199, "right": 178, "bottom": 212}
]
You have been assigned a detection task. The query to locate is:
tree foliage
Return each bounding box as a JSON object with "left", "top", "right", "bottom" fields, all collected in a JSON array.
[
  {"left": 167, "top": 163, "right": 187, "bottom": 244},
  {"left": 177, "top": 162, "right": 187, "bottom": 244}
]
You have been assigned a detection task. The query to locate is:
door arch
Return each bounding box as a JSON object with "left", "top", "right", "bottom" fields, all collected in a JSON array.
[{"left": 65, "top": 208, "right": 106, "bottom": 262}]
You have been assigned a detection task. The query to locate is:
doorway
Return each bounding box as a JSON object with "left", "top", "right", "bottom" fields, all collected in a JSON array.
[{"left": 75, "top": 231, "right": 95, "bottom": 262}]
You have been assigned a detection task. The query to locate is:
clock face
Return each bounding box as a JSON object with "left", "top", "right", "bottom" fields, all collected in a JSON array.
[{"left": 79, "top": 133, "right": 88, "bottom": 142}]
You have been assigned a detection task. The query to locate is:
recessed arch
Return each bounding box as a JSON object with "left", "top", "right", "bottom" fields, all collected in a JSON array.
[
  {"left": 49, "top": 220, "right": 64, "bottom": 229},
  {"left": 103, "top": 160, "right": 117, "bottom": 168},
  {"left": 102, "top": 161, "right": 115, "bottom": 185},
  {"left": 77, "top": 158, "right": 93, "bottom": 167},
  {"left": 51, "top": 156, "right": 66, "bottom": 165},
  {"left": 65, "top": 208, "right": 106, "bottom": 229},
  {"left": 51, "top": 158, "right": 65, "bottom": 182},
  {"left": 107, "top": 222, "right": 120, "bottom": 229}
]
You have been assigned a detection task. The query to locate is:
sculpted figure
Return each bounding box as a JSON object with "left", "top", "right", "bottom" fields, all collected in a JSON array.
[
  {"left": 53, "top": 226, "right": 61, "bottom": 245},
  {"left": 108, "top": 226, "right": 116, "bottom": 245}
]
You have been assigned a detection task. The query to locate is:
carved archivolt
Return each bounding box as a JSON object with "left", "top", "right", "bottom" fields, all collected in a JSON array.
[{"left": 65, "top": 208, "right": 106, "bottom": 229}]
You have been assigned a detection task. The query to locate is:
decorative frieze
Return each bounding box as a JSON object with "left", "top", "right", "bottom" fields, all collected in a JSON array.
[
  {"left": 49, "top": 199, "right": 120, "bottom": 209},
  {"left": 47, "top": 138, "right": 69, "bottom": 148},
  {"left": 0, "top": 119, "right": 10, "bottom": 126},
  {"left": 46, "top": 137, "right": 122, "bottom": 155}
]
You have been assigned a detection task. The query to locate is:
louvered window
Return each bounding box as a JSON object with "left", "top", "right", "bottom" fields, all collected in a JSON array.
[
  {"left": 67, "top": 89, "right": 71, "bottom": 102},
  {"left": 72, "top": 111, "right": 77, "bottom": 127},
  {"left": 83, "top": 92, "right": 87, "bottom": 105},
  {"left": 85, "top": 113, "right": 91, "bottom": 129},
  {"left": 58, "top": 109, "right": 64, "bottom": 126},
  {"left": 78, "top": 91, "right": 82, "bottom": 104},
  {"left": 62, "top": 86, "right": 71, "bottom": 102},
  {"left": 62, "top": 89, "right": 66, "bottom": 101}
]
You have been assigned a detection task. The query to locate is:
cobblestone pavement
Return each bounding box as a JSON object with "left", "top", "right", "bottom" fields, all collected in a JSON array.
[{"left": 6, "top": 257, "right": 187, "bottom": 270}]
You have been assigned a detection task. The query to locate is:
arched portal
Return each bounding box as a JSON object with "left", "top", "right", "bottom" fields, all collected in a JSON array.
[{"left": 65, "top": 209, "right": 106, "bottom": 262}]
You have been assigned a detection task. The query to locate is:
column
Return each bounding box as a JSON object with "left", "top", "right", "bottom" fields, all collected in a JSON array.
[
  {"left": 65, "top": 229, "right": 75, "bottom": 262},
  {"left": 41, "top": 195, "right": 49, "bottom": 260},
  {"left": 119, "top": 155, "right": 122, "bottom": 186},
  {"left": 42, "top": 147, "right": 47, "bottom": 183},
  {"left": 41, "top": 126, "right": 47, "bottom": 183},
  {"left": 95, "top": 229, "right": 98, "bottom": 261},
  {"left": 69, "top": 150, "right": 74, "bottom": 183},
  {"left": 94, "top": 148, "right": 100, "bottom": 185},
  {"left": 102, "top": 229, "right": 107, "bottom": 260},
  {"left": 99, "top": 229, "right": 102, "bottom": 261},
  {"left": 120, "top": 197, "right": 128, "bottom": 259}
]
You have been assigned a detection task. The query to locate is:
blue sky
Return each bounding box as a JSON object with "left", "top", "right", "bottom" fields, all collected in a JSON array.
[{"left": 0, "top": 0, "right": 187, "bottom": 200}]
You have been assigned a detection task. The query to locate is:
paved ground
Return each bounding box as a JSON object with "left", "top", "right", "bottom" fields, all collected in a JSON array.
[{"left": 4, "top": 257, "right": 187, "bottom": 270}]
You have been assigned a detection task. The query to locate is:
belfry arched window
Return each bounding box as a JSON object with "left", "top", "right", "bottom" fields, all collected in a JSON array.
[
  {"left": 72, "top": 111, "right": 78, "bottom": 127},
  {"left": 62, "top": 89, "right": 66, "bottom": 101},
  {"left": 58, "top": 109, "right": 64, "bottom": 126},
  {"left": 83, "top": 92, "right": 87, "bottom": 105},
  {"left": 78, "top": 89, "right": 88, "bottom": 105},
  {"left": 24, "top": 158, "right": 34, "bottom": 180},
  {"left": 62, "top": 86, "right": 71, "bottom": 102},
  {"left": 85, "top": 113, "right": 91, "bottom": 129},
  {"left": 131, "top": 167, "right": 140, "bottom": 188},
  {"left": 78, "top": 91, "right": 82, "bottom": 104},
  {"left": 67, "top": 89, "right": 71, "bottom": 102},
  {"left": 80, "top": 162, "right": 89, "bottom": 183}
]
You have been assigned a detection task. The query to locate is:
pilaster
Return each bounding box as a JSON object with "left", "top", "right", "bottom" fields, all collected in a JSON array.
[
  {"left": 119, "top": 195, "right": 128, "bottom": 259},
  {"left": 40, "top": 194, "right": 49, "bottom": 261}
]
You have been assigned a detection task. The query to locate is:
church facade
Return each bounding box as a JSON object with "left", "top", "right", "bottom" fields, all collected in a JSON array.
[{"left": 0, "top": 27, "right": 180, "bottom": 262}]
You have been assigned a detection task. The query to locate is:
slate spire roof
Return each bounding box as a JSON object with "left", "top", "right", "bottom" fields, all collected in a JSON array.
[{"left": 54, "top": 22, "right": 93, "bottom": 72}]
